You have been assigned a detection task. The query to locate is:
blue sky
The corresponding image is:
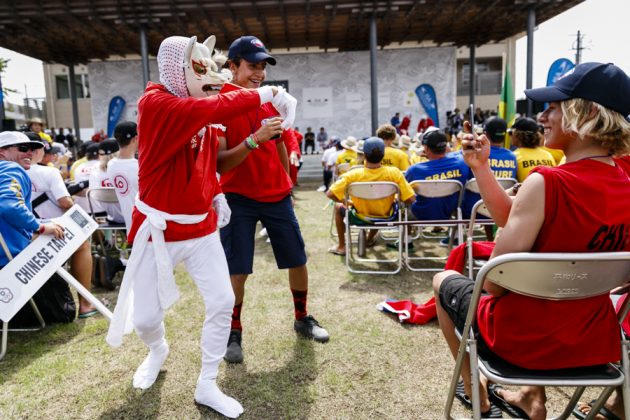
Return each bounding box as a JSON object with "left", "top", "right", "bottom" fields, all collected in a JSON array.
[{"left": 0, "top": 0, "right": 628, "bottom": 104}]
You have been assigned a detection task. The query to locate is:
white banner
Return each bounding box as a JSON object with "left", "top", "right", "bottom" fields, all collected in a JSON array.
[
  {"left": 0, "top": 205, "right": 98, "bottom": 322},
  {"left": 302, "top": 87, "right": 333, "bottom": 119}
]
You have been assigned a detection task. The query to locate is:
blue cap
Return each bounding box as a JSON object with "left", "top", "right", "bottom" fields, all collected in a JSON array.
[
  {"left": 228, "top": 36, "right": 276, "bottom": 65},
  {"left": 525, "top": 62, "right": 630, "bottom": 116},
  {"left": 363, "top": 136, "right": 385, "bottom": 158}
]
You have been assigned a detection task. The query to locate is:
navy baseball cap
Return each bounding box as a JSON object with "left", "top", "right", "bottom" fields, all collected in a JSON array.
[
  {"left": 228, "top": 36, "right": 276, "bottom": 65},
  {"left": 525, "top": 62, "right": 630, "bottom": 116},
  {"left": 510, "top": 117, "right": 540, "bottom": 134},
  {"left": 484, "top": 117, "right": 507, "bottom": 142},
  {"left": 363, "top": 137, "right": 385, "bottom": 160},
  {"left": 422, "top": 129, "right": 448, "bottom": 151}
]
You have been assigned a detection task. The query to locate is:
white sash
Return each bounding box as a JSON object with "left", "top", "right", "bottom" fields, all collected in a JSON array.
[{"left": 106, "top": 196, "right": 207, "bottom": 347}]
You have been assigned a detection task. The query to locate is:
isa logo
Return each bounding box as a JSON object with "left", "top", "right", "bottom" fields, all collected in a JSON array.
[
  {"left": 0, "top": 288, "right": 13, "bottom": 304},
  {"left": 251, "top": 38, "right": 264, "bottom": 48}
]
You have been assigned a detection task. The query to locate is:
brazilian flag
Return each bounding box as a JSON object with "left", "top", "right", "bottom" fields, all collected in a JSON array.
[{"left": 499, "top": 63, "right": 515, "bottom": 148}]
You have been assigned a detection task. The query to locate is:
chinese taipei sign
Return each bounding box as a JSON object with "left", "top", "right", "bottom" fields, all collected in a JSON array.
[
  {"left": 0, "top": 205, "right": 98, "bottom": 322},
  {"left": 415, "top": 84, "right": 440, "bottom": 128}
]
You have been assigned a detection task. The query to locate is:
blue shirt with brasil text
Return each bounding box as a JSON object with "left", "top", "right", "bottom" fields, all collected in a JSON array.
[
  {"left": 461, "top": 146, "right": 517, "bottom": 218},
  {"left": 405, "top": 155, "right": 470, "bottom": 220}
]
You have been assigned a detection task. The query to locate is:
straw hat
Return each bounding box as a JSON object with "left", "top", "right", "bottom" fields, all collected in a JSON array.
[
  {"left": 341, "top": 136, "right": 357, "bottom": 150},
  {"left": 352, "top": 140, "right": 365, "bottom": 154},
  {"left": 27, "top": 117, "right": 45, "bottom": 126},
  {"left": 397, "top": 135, "right": 411, "bottom": 149}
]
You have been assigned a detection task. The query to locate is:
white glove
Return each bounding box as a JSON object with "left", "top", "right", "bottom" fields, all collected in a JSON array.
[
  {"left": 271, "top": 88, "right": 297, "bottom": 130},
  {"left": 289, "top": 151, "right": 299, "bottom": 166},
  {"left": 212, "top": 193, "right": 231, "bottom": 228}
]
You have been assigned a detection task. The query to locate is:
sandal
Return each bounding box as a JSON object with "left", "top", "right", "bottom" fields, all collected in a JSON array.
[{"left": 328, "top": 247, "right": 346, "bottom": 256}]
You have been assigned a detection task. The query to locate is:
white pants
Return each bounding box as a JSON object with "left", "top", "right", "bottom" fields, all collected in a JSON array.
[{"left": 132, "top": 232, "right": 234, "bottom": 381}]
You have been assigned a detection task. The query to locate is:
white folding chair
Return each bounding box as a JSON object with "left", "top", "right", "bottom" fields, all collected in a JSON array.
[
  {"left": 445, "top": 252, "right": 630, "bottom": 420},
  {"left": 344, "top": 181, "right": 402, "bottom": 275},
  {"left": 463, "top": 177, "right": 517, "bottom": 224},
  {"left": 87, "top": 187, "right": 127, "bottom": 253},
  {"left": 404, "top": 180, "right": 464, "bottom": 271}
]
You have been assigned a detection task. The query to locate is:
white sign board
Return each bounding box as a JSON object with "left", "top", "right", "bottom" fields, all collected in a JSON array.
[
  {"left": 0, "top": 205, "right": 98, "bottom": 322},
  {"left": 303, "top": 87, "right": 333, "bottom": 119}
]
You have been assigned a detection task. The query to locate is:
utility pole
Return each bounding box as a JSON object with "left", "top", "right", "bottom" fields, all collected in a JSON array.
[{"left": 573, "top": 30, "right": 585, "bottom": 65}]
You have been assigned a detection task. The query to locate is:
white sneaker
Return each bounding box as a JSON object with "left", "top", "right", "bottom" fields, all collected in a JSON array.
[
  {"left": 316, "top": 185, "right": 326, "bottom": 192},
  {"left": 259, "top": 227, "right": 268, "bottom": 237}
]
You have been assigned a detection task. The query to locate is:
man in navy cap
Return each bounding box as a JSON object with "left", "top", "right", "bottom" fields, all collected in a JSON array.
[
  {"left": 217, "top": 35, "right": 329, "bottom": 364},
  {"left": 326, "top": 137, "right": 415, "bottom": 256}
]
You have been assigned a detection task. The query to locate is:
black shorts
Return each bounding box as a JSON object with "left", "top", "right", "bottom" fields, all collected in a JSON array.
[{"left": 438, "top": 273, "right": 492, "bottom": 356}]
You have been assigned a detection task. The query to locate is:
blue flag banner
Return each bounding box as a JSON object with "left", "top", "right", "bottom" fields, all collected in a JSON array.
[
  {"left": 107, "top": 96, "right": 126, "bottom": 138},
  {"left": 546, "top": 58, "right": 575, "bottom": 87},
  {"left": 415, "top": 84, "right": 439, "bottom": 128}
]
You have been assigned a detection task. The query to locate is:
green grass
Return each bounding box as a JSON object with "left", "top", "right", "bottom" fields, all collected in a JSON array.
[{"left": 0, "top": 182, "right": 603, "bottom": 419}]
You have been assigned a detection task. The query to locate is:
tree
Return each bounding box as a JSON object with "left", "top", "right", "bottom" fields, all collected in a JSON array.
[{"left": 0, "top": 58, "right": 18, "bottom": 98}]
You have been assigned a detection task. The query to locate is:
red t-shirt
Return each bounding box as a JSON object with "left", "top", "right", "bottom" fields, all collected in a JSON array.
[
  {"left": 284, "top": 129, "right": 301, "bottom": 157},
  {"left": 218, "top": 83, "right": 293, "bottom": 202},
  {"left": 128, "top": 82, "right": 261, "bottom": 243},
  {"left": 477, "top": 160, "right": 630, "bottom": 369},
  {"left": 417, "top": 117, "right": 434, "bottom": 133}
]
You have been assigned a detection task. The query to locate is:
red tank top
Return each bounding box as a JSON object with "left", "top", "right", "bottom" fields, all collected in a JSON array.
[{"left": 477, "top": 159, "right": 630, "bottom": 369}]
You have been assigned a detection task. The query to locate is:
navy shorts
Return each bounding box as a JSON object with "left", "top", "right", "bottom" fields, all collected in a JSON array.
[{"left": 220, "top": 193, "right": 307, "bottom": 275}]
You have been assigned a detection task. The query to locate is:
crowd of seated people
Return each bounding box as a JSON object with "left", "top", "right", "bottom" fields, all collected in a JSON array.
[{"left": 0, "top": 119, "right": 139, "bottom": 324}]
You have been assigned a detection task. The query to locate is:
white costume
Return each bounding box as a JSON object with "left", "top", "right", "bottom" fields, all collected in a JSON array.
[{"left": 105, "top": 34, "right": 297, "bottom": 419}]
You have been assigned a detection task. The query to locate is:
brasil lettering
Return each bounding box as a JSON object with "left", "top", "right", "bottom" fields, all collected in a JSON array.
[
  {"left": 14, "top": 228, "right": 76, "bottom": 285},
  {"left": 425, "top": 169, "right": 462, "bottom": 180}
]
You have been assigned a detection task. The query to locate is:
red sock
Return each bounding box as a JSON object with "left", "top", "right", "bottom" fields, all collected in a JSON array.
[
  {"left": 291, "top": 288, "right": 308, "bottom": 320},
  {"left": 231, "top": 303, "right": 242, "bottom": 331}
]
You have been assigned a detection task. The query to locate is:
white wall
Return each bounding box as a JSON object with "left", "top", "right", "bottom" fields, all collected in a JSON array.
[
  {"left": 88, "top": 60, "right": 159, "bottom": 131},
  {"left": 87, "top": 47, "right": 456, "bottom": 139}
]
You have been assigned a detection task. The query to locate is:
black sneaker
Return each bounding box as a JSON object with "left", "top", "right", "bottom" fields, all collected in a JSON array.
[
  {"left": 294, "top": 315, "right": 329, "bottom": 343},
  {"left": 386, "top": 241, "right": 414, "bottom": 250},
  {"left": 224, "top": 329, "right": 243, "bottom": 363}
]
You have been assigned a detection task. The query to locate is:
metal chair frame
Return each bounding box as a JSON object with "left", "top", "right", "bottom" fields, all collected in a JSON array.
[
  {"left": 403, "top": 180, "right": 465, "bottom": 272},
  {"left": 87, "top": 187, "right": 127, "bottom": 253},
  {"left": 344, "top": 181, "right": 403, "bottom": 275},
  {"left": 445, "top": 251, "right": 630, "bottom": 420}
]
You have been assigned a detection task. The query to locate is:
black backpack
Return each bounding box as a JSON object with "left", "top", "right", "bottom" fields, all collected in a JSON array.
[{"left": 10, "top": 273, "right": 77, "bottom": 327}]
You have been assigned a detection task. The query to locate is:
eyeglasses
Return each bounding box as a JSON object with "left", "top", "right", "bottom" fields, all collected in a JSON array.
[{"left": 16, "top": 144, "right": 33, "bottom": 153}]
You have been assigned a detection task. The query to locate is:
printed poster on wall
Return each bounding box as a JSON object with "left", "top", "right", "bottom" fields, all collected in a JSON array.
[
  {"left": 345, "top": 93, "right": 363, "bottom": 110},
  {"left": 303, "top": 87, "right": 333, "bottom": 118}
]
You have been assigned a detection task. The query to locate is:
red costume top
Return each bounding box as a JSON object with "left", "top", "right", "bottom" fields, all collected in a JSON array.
[
  {"left": 417, "top": 117, "right": 435, "bottom": 133},
  {"left": 218, "top": 83, "right": 293, "bottom": 202},
  {"left": 129, "top": 82, "right": 261, "bottom": 243},
  {"left": 477, "top": 159, "right": 630, "bottom": 369},
  {"left": 399, "top": 116, "right": 411, "bottom": 134}
]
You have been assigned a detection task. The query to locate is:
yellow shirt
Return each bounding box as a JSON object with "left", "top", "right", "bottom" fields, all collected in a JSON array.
[
  {"left": 69, "top": 156, "right": 87, "bottom": 181},
  {"left": 336, "top": 149, "right": 358, "bottom": 166},
  {"left": 514, "top": 147, "right": 556, "bottom": 182},
  {"left": 542, "top": 146, "right": 564, "bottom": 165},
  {"left": 38, "top": 132, "right": 53, "bottom": 143},
  {"left": 410, "top": 151, "right": 428, "bottom": 165},
  {"left": 329, "top": 166, "right": 415, "bottom": 217},
  {"left": 382, "top": 147, "right": 410, "bottom": 171}
]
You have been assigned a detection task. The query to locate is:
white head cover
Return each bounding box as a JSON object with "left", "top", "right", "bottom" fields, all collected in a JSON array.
[{"left": 157, "top": 35, "right": 233, "bottom": 98}]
